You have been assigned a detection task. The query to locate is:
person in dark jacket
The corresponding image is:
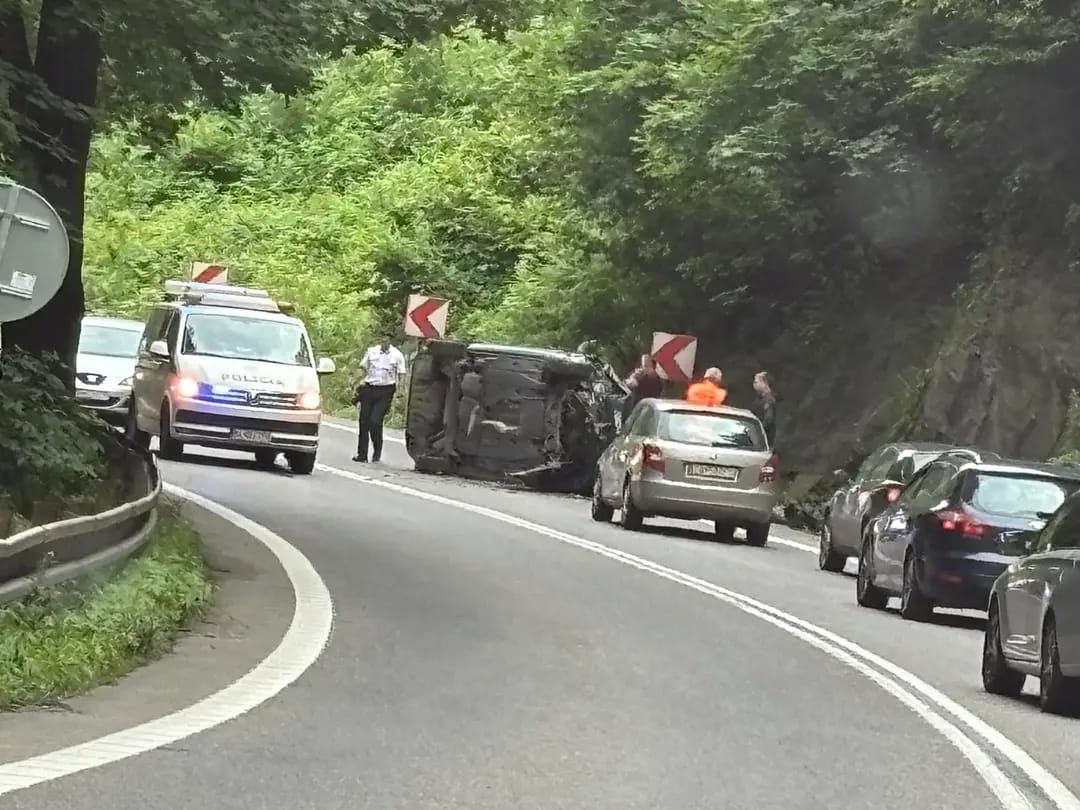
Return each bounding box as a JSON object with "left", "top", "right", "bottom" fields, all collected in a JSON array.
[
  {"left": 751, "top": 371, "right": 777, "bottom": 446},
  {"left": 622, "top": 353, "right": 664, "bottom": 419}
]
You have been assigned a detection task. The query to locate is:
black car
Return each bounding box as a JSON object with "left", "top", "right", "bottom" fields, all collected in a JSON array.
[
  {"left": 857, "top": 450, "right": 1080, "bottom": 621},
  {"left": 818, "top": 442, "right": 970, "bottom": 572},
  {"left": 404, "top": 340, "right": 629, "bottom": 493}
]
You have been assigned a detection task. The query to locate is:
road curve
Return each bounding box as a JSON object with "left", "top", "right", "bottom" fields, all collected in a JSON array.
[{"left": 7, "top": 424, "right": 1079, "bottom": 809}]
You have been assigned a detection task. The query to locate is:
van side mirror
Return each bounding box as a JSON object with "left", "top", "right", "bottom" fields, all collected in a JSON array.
[
  {"left": 148, "top": 339, "right": 169, "bottom": 359},
  {"left": 316, "top": 357, "right": 336, "bottom": 375}
]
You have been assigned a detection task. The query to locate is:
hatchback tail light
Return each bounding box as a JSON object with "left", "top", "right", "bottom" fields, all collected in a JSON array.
[
  {"left": 642, "top": 443, "right": 665, "bottom": 472},
  {"left": 934, "top": 507, "right": 987, "bottom": 537},
  {"left": 760, "top": 453, "right": 779, "bottom": 484}
]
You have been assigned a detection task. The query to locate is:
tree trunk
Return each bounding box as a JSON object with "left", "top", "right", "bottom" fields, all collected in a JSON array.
[{"left": 0, "top": 0, "right": 102, "bottom": 385}]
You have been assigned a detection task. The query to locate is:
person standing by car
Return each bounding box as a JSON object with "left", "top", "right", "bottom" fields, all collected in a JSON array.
[
  {"left": 622, "top": 353, "right": 664, "bottom": 418},
  {"left": 353, "top": 332, "right": 407, "bottom": 463},
  {"left": 686, "top": 367, "right": 727, "bottom": 406},
  {"left": 751, "top": 371, "right": 777, "bottom": 446}
]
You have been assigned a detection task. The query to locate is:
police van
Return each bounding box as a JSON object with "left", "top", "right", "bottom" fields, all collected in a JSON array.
[{"left": 127, "top": 280, "right": 335, "bottom": 474}]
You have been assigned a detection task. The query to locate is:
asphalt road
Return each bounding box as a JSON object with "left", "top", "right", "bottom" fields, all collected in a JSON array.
[{"left": 9, "top": 421, "right": 1080, "bottom": 809}]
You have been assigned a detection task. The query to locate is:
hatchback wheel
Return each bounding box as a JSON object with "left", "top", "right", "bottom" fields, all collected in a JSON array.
[
  {"left": 818, "top": 522, "right": 845, "bottom": 572},
  {"left": 899, "top": 552, "right": 934, "bottom": 622},
  {"left": 856, "top": 540, "right": 888, "bottom": 610},
  {"left": 982, "top": 601, "right": 1025, "bottom": 697},
  {"left": 591, "top": 476, "right": 614, "bottom": 523},
  {"left": 1039, "top": 615, "right": 1080, "bottom": 715},
  {"left": 620, "top": 479, "right": 643, "bottom": 531}
]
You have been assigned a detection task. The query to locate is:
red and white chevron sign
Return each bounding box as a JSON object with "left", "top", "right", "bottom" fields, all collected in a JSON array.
[
  {"left": 651, "top": 332, "right": 698, "bottom": 382},
  {"left": 404, "top": 294, "right": 450, "bottom": 339},
  {"left": 189, "top": 262, "right": 228, "bottom": 284}
]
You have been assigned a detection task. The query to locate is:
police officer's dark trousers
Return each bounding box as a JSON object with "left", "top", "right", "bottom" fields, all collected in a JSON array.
[{"left": 357, "top": 383, "right": 396, "bottom": 461}]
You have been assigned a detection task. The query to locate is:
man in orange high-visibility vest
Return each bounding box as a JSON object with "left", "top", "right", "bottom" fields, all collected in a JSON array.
[{"left": 685, "top": 367, "right": 727, "bottom": 406}]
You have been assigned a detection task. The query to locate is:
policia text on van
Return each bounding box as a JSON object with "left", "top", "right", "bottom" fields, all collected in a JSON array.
[{"left": 126, "top": 280, "right": 335, "bottom": 475}]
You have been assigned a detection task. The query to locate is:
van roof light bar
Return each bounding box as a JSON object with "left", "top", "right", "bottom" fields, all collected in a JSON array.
[{"left": 164, "top": 279, "right": 272, "bottom": 300}]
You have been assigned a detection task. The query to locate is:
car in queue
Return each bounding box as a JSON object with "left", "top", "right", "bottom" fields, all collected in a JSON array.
[
  {"left": 591, "top": 399, "right": 779, "bottom": 546},
  {"left": 75, "top": 316, "right": 145, "bottom": 427},
  {"left": 857, "top": 450, "right": 1080, "bottom": 622},
  {"left": 128, "top": 280, "right": 335, "bottom": 475},
  {"left": 983, "top": 489, "right": 1080, "bottom": 715},
  {"left": 818, "top": 442, "right": 981, "bottom": 573}
]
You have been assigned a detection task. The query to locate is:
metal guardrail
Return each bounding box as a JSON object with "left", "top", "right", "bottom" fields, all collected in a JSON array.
[{"left": 0, "top": 442, "right": 161, "bottom": 605}]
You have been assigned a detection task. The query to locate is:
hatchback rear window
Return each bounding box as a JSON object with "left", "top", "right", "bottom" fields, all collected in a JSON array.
[
  {"left": 659, "top": 411, "right": 764, "bottom": 450},
  {"left": 969, "top": 473, "right": 1080, "bottom": 519}
]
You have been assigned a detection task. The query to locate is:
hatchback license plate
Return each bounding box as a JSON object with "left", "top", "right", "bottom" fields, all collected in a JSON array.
[
  {"left": 77, "top": 391, "right": 109, "bottom": 402},
  {"left": 686, "top": 463, "right": 739, "bottom": 481},
  {"left": 233, "top": 428, "right": 272, "bottom": 443}
]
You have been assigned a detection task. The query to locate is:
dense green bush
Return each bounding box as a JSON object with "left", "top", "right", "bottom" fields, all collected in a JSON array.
[{"left": 0, "top": 352, "right": 109, "bottom": 530}]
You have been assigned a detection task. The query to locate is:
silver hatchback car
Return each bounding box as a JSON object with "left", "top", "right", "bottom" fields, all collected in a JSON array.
[{"left": 591, "top": 399, "right": 779, "bottom": 545}]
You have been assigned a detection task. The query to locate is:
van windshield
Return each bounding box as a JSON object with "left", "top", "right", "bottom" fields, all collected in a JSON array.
[{"left": 181, "top": 313, "right": 313, "bottom": 367}]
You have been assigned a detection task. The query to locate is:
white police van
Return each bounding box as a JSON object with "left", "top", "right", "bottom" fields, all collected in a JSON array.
[{"left": 127, "top": 280, "right": 335, "bottom": 474}]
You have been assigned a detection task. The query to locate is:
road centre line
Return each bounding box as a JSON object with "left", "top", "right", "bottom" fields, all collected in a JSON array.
[
  {"left": 319, "top": 420, "right": 817, "bottom": 554},
  {"left": 0, "top": 485, "right": 334, "bottom": 798},
  {"left": 318, "top": 461, "right": 1080, "bottom": 810}
]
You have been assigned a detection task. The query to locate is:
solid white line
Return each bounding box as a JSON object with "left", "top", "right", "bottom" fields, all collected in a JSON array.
[
  {"left": 0, "top": 485, "right": 335, "bottom": 797},
  {"left": 320, "top": 419, "right": 817, "bottom": 553},
  {"left": 317, "top": 461, "right": 1079, "bottom": 810}
]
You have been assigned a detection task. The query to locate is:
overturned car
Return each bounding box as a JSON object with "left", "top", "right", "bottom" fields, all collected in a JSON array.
[{"left": 404, "top": 340, "right": 630, "bottom": 493}]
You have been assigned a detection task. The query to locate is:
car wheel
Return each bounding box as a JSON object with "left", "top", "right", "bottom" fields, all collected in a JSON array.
[
  {"left": 1039, "top": 614, "right": 1080, "bottom": 715},
  {"left": 982, "top": 600, "right": 1025, "bottom": 697},
  {"left": 818, "top": 521, "right": 846, "bottom": 572},
  {"left": 254, "top": 449, "right": 279, "bottom": 471},
  {"left": 899, "top": 551, "right": 934, "bottom": 622},
  {"left": 158, "top": 406, "right": 184, "bottom": 460},
  {"left": 856, "top": 538, "right": 889, "bottom": 610},
  {"left": 620, "top": 479, "right": 643, "bottom": 531},
  {"left": 125, "top": 402, "right": 150, "bottom": 450},
  {"left": 591, "top": 475, "right": 614, "bottom": 523},
  {"left": 287, "top": 451, "right": 317, "bottom": 476},
  {"left": 713, "top": 521, "right": 735, "bottom": 543},
  {"left": 745, "top": 522, "right": 769, "bottom": 547}
]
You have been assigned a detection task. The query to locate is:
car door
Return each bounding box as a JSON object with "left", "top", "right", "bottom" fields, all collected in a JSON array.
[
  {"left": 132, "top": 307, "right": 171, "bottom": 431},
  {"left": 1009, "top": 502, "right": 1080, "bottom": 666},
  {"left": 873, "top": 460, "right": 959, "bottom": 590},
  {"left": 600, "top": 402, "right": 645, "bottom": 500},
  {"left": 833, "top": 448, "right": 891, "bottom": 552}
]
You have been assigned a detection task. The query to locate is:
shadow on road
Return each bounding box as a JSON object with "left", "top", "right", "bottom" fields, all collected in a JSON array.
[{"left": 154, "top": 449, "right": 295, "bottom": 476}]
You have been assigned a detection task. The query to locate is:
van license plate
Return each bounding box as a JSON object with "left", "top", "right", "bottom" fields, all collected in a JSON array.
[
  {"left": 686, "top": 463, "right": 739, "bottom": 482},
  {"left": 233, "top": 429, "right": 272, "bottom": 443}
]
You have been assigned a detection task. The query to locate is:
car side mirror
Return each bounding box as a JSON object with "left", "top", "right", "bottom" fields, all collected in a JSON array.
[
  {"left": 871, "top": 479, "right": 904, "bottom": 504},
  {"left": 316, "top": 357, "right": 336, "bottom": 375},
  {"left": 148, "top": 339, "right": 169, "bottom": 359}
]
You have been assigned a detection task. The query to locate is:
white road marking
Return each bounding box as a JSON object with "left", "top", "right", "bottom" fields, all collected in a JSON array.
[
  {"left": 0, "top": 485, "right": 334, "bottom": 797},
  {"left": 320, "top": 419, "right": 818, "bottom": 553},
  {"left": 319, "top": 461, "right": 1080, "bottom": 810}
]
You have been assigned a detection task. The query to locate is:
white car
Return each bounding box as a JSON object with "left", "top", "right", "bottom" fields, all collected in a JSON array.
[{"left": 75, "top": 316, "right": 145, "bottom": 426}]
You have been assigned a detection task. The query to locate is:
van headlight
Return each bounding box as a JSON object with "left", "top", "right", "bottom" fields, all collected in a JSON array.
[{"left": 298, "top": 391, "right": 320, "bottom": 410}]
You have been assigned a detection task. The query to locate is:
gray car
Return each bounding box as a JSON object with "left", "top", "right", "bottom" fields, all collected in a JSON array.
[
  {"left": 591, "top": 399, "right": 779, "bottom": 545},
  {"left": 983, "top": 488, "right": 1080, "bottom": 715},
  {"left": 75, "top": 315, "right": 145, "bottom": 426}
]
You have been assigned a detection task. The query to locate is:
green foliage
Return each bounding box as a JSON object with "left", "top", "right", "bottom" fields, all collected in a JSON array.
[
  {"left": 0, "top": 352, "right": 107, "bottom": 521},
  {"left": 0, "top": 504, "right": 212, "bottom": 708}
]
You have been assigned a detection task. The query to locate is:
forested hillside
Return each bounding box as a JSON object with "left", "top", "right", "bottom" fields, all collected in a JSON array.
[{"left": 83, "top": 0, "right": 1080, "bottom": 478}]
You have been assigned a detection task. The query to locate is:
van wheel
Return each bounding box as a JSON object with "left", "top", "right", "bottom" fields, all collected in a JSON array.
[
  {"left": 254, "top": 449, "right": 279, "bottom": 471},
  {"left": 287, "top": 451, "right": 316, "bottom": 475},
  {"left": 125, "top": 403, "right": 150, "bottom": 450},
  {"left": 745, "top": 522, "right": 769, "bottom": 547},
  {"left": 158, "top": 406, "right": 184, "bottom": 460}
]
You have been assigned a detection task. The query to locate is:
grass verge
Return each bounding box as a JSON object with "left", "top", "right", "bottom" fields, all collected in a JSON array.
[{"left": 0, "top": 503, "right": 214, "bottom": 709}]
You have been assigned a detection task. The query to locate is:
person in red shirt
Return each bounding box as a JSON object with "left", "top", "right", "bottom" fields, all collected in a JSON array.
[{"left": 685, "top": 367, "right": 727, "bottom": 406}]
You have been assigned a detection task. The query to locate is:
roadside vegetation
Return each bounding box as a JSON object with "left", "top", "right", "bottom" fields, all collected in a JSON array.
[{"left": 0, "top": 503, "right": 212, "bottom": 709}]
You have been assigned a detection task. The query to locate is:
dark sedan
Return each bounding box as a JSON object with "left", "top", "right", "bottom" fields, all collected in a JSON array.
[{"left": 857, "top": 451, "right": 1080, "bottom": 621}]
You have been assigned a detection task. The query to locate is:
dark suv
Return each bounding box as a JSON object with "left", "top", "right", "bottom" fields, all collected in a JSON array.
[
  {"left": 857, "top": 450, "right": 1080, "bottom": 621},
  {"left": 404, "top": 340, "right": 629, "bottom": 493}
]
